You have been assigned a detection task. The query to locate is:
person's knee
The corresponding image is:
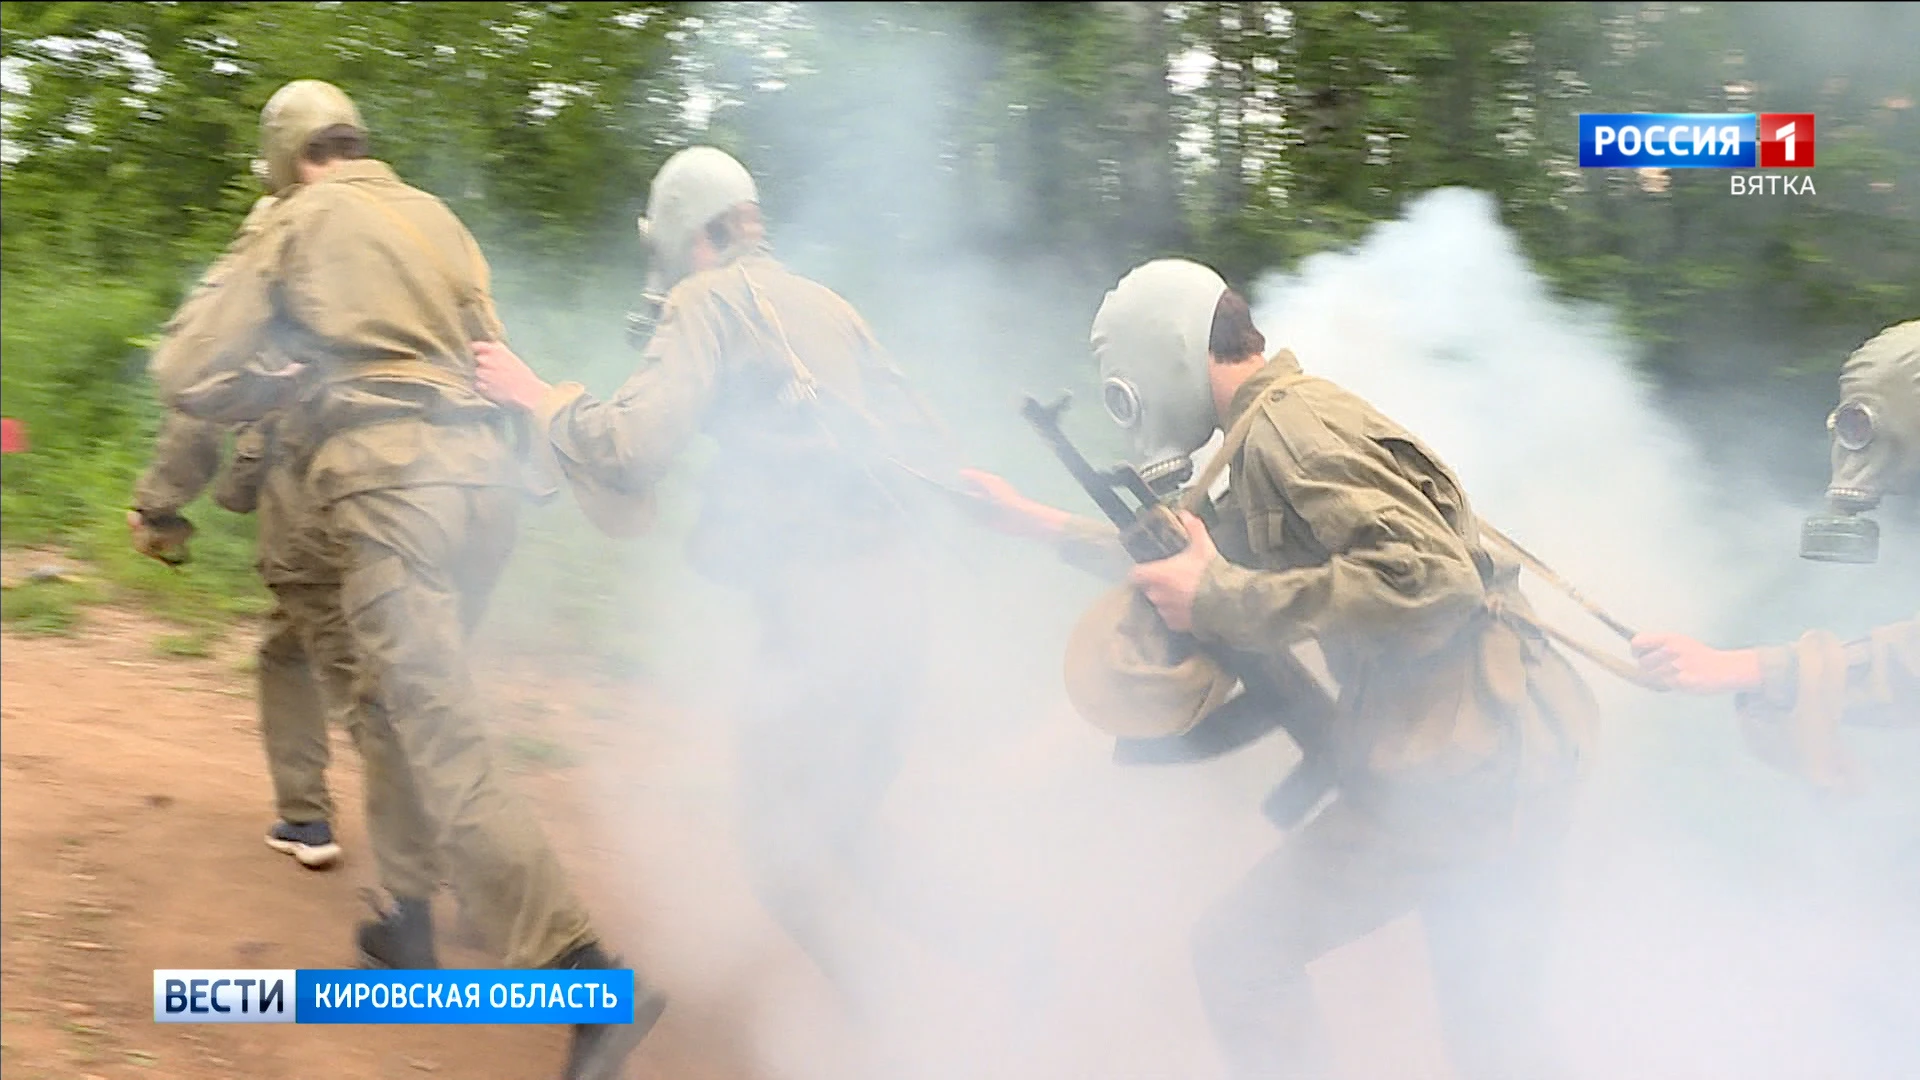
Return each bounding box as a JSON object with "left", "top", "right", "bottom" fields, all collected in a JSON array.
[{"left": 257, "top": 617, "right": 307, "bottom": 668}]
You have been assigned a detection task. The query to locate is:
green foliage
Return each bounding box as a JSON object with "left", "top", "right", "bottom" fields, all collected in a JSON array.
[
  {"left": 0, "top": 575, "right": 100, "bottom": 634},
  {"left": 2, "top": 0, "right": 1916, "bottom": 636},
  {"left": 152, "top": 626, "right": 218, "bottom": 657}
]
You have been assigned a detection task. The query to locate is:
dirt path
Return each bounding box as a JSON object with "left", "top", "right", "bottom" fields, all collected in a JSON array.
[
  {"left": 1, "top": 589, "right": 1459, "bottom": 1080},
  {"left": 0, "top": 602, "right": 780, "bottom": 1080}
]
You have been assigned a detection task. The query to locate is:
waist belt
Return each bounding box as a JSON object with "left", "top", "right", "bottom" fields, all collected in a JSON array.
[{"left": 321, "top": 358, "right": 476, "bottom": 393}]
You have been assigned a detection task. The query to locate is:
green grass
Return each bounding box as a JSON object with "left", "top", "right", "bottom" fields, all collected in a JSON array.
[
  {"left": 0, "top": 263, "right": 698, "bottom": 662},
  {"left": 2, "top": 268, "right": 270, "bottom": 632},
  {"left": 152, "top": 627, "right": 220, "bottom": 658},
  {"left": 0, "top": 576, "right": 105, "bottom": 636}
]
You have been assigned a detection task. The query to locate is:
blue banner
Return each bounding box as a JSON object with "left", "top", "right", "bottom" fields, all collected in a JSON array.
[
  {"left": 154, "top": 969, "right": 637, "bottom": 1024},
  {"left": 1578, "top": 113, "right": 1756, "bottom": 168},
  {"left": 298, "top": 969, "right": 635, "bottom": 1024}
]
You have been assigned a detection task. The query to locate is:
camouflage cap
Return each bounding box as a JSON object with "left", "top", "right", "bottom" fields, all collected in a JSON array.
[{"left": 259, "top": 79, "right": 364, "bottom": 194}]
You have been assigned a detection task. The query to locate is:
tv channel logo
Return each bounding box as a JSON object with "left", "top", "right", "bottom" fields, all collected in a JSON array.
[
  {"left": 154, "top": 969, "right": 295, "bottom": 1023},
  {"left": 1579, "top": 113, "right": 1814, "bottom": 168}
]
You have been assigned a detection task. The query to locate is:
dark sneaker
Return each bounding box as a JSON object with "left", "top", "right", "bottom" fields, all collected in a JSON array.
[
  {"left": 355, "top": 891, "right": 439, "bottom": 970},
  {"left": 555, "top": 941, "right": 668, "bottom": 1080},
  {"left": 264, "top": 820, "right": 342, "bottom": 870}
]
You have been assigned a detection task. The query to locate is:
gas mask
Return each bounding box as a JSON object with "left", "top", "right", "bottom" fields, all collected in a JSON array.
[
  {"left": 624, "top": 220, "right": 671, "bottom": 350},
  {"left": 1801, "top": 320, "right": 1920, "bottom": 563},
  {"left": 1090, "top": 259, "right": 1229, "bottom": 498},
  {"left": 625, "top": 146, "right": 758, "bottom": 352}
]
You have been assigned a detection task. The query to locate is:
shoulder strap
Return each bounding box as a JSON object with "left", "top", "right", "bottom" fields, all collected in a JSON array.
[
  {"left": 1476, "top": 523, "right": 1667, "bottom": 691},
  {"left": 1178, "top": 372, "right": 1311, "bottom": 514},
  {"left": 734, "top": 262, "right": 819, "bottom": 406},
  {"left": 1201, "top": 371, "right": 1662, "bottom": 693}
]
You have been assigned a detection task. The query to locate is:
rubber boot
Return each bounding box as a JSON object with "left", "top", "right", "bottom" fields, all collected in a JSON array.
[
  {"left": 355, "top": 893, "right": 439, "bottom": 970},
  {"left": 556, "top": 941, "right": 668, "bottom": 1080}
]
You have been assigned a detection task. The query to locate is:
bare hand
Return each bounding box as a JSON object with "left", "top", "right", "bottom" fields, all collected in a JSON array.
[
  {"left": 1127, "top": 510, "right": 1214, "bottom": 633},
  {"left": 955, "top": 468, "right": 1071, "bottom": 539},
  {"left": 472, "top": 340, "right": 551, "bottom": 411},
  {"left": 1630, "top": 632, "right": 1764, "bottom": 694}
]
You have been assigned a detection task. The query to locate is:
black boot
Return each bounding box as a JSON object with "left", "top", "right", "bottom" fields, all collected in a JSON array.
[
  {"left": 555, "top": 941, "right": 668, "bottom": 1080},
  {"left": 355, "top": 891, "right": 439, "bottom": 970}
]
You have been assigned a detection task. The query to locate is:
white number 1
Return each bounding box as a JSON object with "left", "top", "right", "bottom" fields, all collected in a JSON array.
[{"left": 1777, "top": 122, "right": 1796, "bottom": 162}]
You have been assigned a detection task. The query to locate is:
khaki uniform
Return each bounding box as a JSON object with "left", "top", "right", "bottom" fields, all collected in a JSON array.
[
  {"left": 1056, "top": 355, "right": 1598, "bottom": 1080},
  {"left": 527, "top": 248, "right": 935, "bottom": 992},
  {"left": 154, "top": 159, "right": 593, "bottom": 969},
  {"left": 1734, "top": 613, "right": 1919, "bottom": 790},
  {"left": 1745, "top": 614, "right": 1919, "bottom": 724},
  {"left": 135, "top": 196, "right": 344, "bottom": 835},
  {"left": 133, "top": 412, "right": 338, "bottom": 829}
]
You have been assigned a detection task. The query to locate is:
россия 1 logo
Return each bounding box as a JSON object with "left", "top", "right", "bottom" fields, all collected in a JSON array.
[{"left": 1579, "top": 113, "right": 1815, "bottom": 168}]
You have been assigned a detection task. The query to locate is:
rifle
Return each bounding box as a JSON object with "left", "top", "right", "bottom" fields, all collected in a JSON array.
[
  {"left": 1020, "top": 391, "right": 1337, "bottom": 829},
  {"left": 1019, "top": 392, "right": 1191, "bottom": 563}
]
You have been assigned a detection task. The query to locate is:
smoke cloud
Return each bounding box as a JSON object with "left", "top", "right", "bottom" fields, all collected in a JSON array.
[
  {"left": 483, "top": 12, "right": 1920, "bottom": 1080},
  {"left": 1250, "top": 187, "right": 1920, "bottom": 1080}
]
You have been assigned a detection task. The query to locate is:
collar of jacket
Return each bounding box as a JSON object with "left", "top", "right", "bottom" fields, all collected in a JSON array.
[
  {"left": 717, "top": 236, "right": 777, "bottom": 269},
  {"left": 315, "top": 159, "right": 400, "bottom": 187},
  {"left": 1220, "top": 348, "right": 1305, "bottom": 432}
]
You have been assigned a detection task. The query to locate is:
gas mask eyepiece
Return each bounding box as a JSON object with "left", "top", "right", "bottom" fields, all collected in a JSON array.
[
  {"left": 1802, "top": 402, "right": 1884, "bottom": 563},
  {"left": 1099, "top": 376, "right": 1194, "bottom": 497}
]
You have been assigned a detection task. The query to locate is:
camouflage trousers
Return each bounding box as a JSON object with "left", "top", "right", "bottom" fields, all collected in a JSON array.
[
  {"left": 263, "top": 581, "right": 444, "bottom": 901},
  {"left": 328, "top": 483, "right": 596, "bottom": 969},
  {"left": 1191, "top": 780, "right": 1577, "bottom": 1080},
  {"left": 731, "top": 542, "right": 930, "bottom": 995},
  {"left": 254, "top": 589, "right": 338, "bottom": 828}
]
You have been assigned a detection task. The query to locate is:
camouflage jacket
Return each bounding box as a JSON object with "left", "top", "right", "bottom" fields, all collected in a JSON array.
[
  {"left": 1054, "top": 355, "right": 1600, "bottom": 820},
  {"left": 151, "top": 159, "right": 520, "bottom": 505},
  {"left": 528, "top": 250, "right": 943, "bottom": 585}
]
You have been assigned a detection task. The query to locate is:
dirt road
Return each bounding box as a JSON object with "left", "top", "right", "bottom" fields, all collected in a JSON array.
[
  {"left": 0, "top": 600, "right": 783, "bottom": 1080},
  {"left": 1, "top": 586, "right": 1460, "bottom": 1080}
]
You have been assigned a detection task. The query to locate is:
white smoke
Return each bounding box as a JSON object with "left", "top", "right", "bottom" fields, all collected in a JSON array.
[
  {"left": 1247, "top": 187, "right": 1920, "bottom": 1080},
  {"left": 523, "top": 12, "right": 1920, "bottom": 1080}
]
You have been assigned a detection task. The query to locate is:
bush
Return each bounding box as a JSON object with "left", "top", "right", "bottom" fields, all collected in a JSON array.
[{"left": 1, "top": 269, "right": 269, "bottom": 626}]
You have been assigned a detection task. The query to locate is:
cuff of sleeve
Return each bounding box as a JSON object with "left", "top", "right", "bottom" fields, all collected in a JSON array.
[
  {"left": 523, "top": 382, "right": 589, "bottom": 505},
  {"left": 1753, "top": 644, "right": 1797, "bottom": 709},
  {"left": 1190, "top": 557, "right": 1254, "bottom": 648},
  {"left": 530, "top": 381, "right": 589, "bottom": 448}
]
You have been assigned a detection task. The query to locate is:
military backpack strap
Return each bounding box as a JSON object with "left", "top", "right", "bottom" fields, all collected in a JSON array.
[
  {"left": 734, "top": 263, "right": 820, "bottom": 406},
  {"left": 1473, "top": 523, "right": 1669, "bottom": 692},
  {"left": 1177, "top": 372, "right": 1311, "bottom": 515}
]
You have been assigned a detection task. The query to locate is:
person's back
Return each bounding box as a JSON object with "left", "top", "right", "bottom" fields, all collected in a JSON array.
[
  {"left": 158, "top": 155, "right": 520, "bottom": 503},
  {"left": 470, "top": 144, "right": 947, "bottom": 1027},
  {"left": 151, "top": 79, "right": 664, "bottom": 1080},
  {"left": 656, "top": 250, "right": 932, "bottom": 586}
]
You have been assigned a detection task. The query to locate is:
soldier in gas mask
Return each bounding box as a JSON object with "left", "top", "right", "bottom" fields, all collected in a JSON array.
[
  {"left": 150, "top": 78, "right": 663, "bottom": 1080},
  {"left": 1633, "top": 319, "right": 1919, "bottom": 789},
  {"left": 470, "top": 147, "right": 951, "bottom": 1037},
  {"left": 962, "top": 258, "right": 1601, "bottom": 1080}
]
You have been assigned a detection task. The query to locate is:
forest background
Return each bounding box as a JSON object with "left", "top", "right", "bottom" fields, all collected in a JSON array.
[{"left": 3, "top": 0, "right": 1915, "bottom": 659}]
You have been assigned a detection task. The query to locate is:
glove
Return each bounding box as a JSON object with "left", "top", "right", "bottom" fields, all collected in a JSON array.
[{"left": 128, "top": 509, "right": 195, "bottom": 567}]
